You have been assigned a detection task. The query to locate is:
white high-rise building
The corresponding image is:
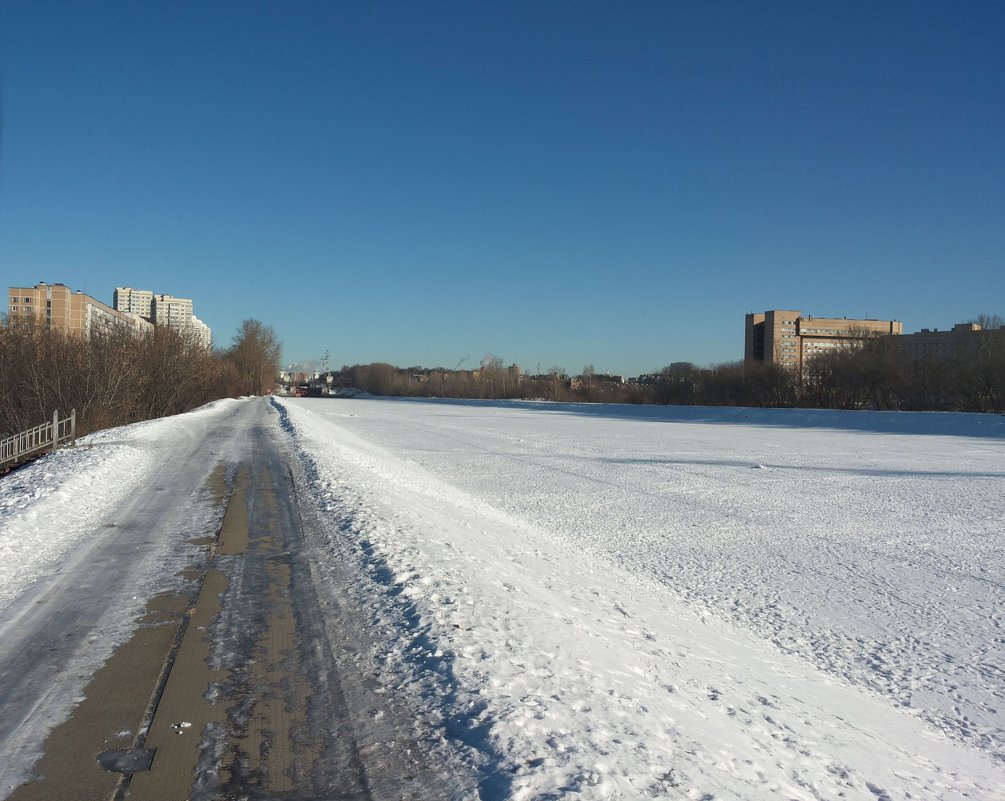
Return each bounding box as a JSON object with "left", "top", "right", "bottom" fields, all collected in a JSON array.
[{"left": 191, "top": 315, "right": 213, "bottom": 350}]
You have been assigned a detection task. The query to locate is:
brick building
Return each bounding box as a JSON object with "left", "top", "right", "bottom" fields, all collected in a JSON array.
[
  {"left": 745, "top": 310, "right": 902, "bottom": 371},
  {"left": 8, "top": 282, "right": 152, "bottom": 338}
]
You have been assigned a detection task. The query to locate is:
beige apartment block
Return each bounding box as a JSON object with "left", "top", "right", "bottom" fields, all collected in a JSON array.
[
  {"left": 745, "top": 310, "right": 902, "bottom": 371},
  {"left": 113, "top": 286, "right": 154, "bottom": 319},
  {"left": 8, "top": 282, "right": 152, "bottom": 338}
]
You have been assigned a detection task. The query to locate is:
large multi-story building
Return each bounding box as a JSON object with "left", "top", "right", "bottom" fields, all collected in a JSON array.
[
  {"left": 896, "top": 322, "right": 990, "bottom": 358},
  {"left": 151, "top": 294, "right": 213, "bottom": 349},
  {"left": 745, "top": 310, "right": 902, "bottom": 371},
  {"left": 113, "top": 286, "right": 154, "bottom": 318},
  {"left": 8, "top": 282, "right": 152, "bottom": 338},
  {"left": 8, "top": 283, "right": 211, "bottom": 348},
  {"left": 191, "top": 315, "right": 212, "bottom": 350},
  {"left": 152, "top": 293, "right": 193, "bottom": 330}
]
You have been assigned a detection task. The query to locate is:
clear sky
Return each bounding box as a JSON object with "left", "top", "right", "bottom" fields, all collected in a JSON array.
[{"left": 2, "top": 1, "right": 1002, "bottom": 376}]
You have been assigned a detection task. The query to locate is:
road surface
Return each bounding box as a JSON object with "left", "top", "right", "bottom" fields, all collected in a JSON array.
[{"left": 0, "top": 399, "right": 458, "bottom": 801}]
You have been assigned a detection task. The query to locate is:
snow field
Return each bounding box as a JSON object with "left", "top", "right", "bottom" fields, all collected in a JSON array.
[{"left": 277, "top": 397, "right": 1005, "bottom": 800}]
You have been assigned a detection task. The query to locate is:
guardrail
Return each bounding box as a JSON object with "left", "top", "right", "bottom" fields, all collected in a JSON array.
[{"left": 0, "top": 410, "right": 77, "bottom": 469}]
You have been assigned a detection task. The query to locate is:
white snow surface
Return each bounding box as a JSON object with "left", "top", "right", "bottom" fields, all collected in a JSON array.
[
  {"left": 2, "top": 396, "right": 1003, "bottom": 800},
  {"left": 0, "top": 399, "right": 245, "bottom": 610},
  {"left": 276, "top": 397, "right": 1005, "bottom": 800}
]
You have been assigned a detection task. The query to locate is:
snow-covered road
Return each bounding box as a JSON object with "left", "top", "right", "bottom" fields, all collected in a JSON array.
[{"left": 1, "top": 395, "right": 1003, "bottom": 800}]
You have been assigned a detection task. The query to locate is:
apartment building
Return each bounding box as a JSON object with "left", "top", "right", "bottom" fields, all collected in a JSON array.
[
  {"left": 152, "top": 293, "right": 193, "bottom": 329},
  {"left": 191, "top": 316, "right": 212, "bottom": 350},
  {"left": 8, "top": 282, "right": 152, "bottom": 338},
  {"left": 113, "top": 286, "right": 154, "bottom": 318},
  {"left": 115, "top": 288, "right": 212, "bottom": 349},
  {"left": 745, "top": 310, "right": 902, "bottom": 371},
  {"left": 153, "top": 295, "right": 213, "bottom": 349}
]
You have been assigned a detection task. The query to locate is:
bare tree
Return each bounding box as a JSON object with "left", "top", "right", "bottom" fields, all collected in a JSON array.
[
  {"left": 225, "top": 319, "right": 282, "bottom": 396},
  {"left": 0, "top": 319, "right": 235, "bottom": 438},
  {"left": 963, "top": 314, "right": 1005, "bottom": 413},
  {"left": 971, "top": 313, "right": 1004, "bottom": 330}
]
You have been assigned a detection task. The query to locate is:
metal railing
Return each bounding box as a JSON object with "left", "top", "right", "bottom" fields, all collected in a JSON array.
[{"left": 1, "top": 410, "right": 77, "bottom": 469}]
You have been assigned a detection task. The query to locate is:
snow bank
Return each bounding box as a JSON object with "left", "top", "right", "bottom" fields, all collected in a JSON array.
[{"left": 0, "top": 399, "right": 244, "bottom": 611}]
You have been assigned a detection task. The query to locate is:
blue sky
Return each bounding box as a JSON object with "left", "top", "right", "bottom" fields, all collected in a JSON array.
[{"left": 2, "top": 1, "right": 1002, "bottom": 376}]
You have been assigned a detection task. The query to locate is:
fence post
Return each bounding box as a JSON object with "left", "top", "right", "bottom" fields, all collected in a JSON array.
[
  {"left": 53, "top": 410, "right": 59, "bottom": 449},
  {"left": 71, "top": 409, "right": 77, "bottom": 446}
]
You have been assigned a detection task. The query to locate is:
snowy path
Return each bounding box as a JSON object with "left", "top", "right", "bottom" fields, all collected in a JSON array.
[
  {"left": 277, "top": 396, "right": 1005, "bottom": 800},
  {"left": 0, "top": 398, "right": 461, "bottom": 800},
  {"left": 0, "top": 400, "right": 251, "bottom": 791}
]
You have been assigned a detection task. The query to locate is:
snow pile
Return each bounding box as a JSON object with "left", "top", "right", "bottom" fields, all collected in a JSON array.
[
  {"left": 277, "top": 396, "right": 1005, "bottom": 800},
  {"left": 0, "top": 399, "right": 243, "bottom": 611}
]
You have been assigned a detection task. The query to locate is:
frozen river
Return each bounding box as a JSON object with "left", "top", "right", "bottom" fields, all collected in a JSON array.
[{"left": 278, "top": 396, "right": 1005, "bottom": 799}]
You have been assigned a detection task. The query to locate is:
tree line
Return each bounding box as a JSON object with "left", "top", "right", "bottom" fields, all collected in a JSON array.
[
  {"left": 645, "top": 330, "right": 1002, "bottom": 413},
  {"left": 332, "top": 316, "right": 1004, "bottom": 414},
  {"left": 5, "top": 311, "right": 1000, "bottom": 443},
  {"left": 0, "top": 318, "right": 281, "bottom": 439}
]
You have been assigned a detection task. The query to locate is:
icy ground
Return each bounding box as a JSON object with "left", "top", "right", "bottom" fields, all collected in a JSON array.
[{"left": 2, "top": 396, "right": 1003, "bottom": 800}]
